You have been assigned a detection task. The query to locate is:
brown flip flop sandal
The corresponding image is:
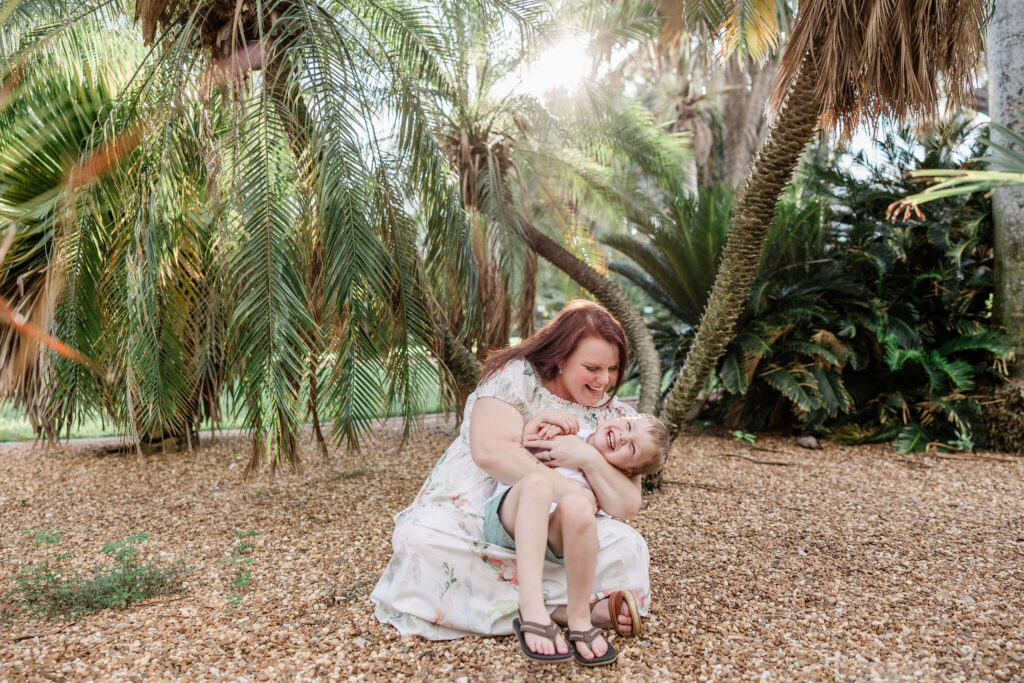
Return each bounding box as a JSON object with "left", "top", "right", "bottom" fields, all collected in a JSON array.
[
  {"left": 591, "top": 591, "right": 643, "bottom": 638},
  {"left": 567, "top": 627, "right": 618, "bottom": 667},
  {"left": 512, "top": 612, "right": 572, "bottom": 663},
  {"left": 609, "top": 590, "right": 642, "bottom": 638}
]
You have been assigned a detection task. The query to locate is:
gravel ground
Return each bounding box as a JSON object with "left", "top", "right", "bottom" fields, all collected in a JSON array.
[{"left": 1, "top": 419, "right": 1022, "bottom": 681}]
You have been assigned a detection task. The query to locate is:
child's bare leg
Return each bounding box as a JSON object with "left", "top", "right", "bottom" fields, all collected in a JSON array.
[
  {"left": 547, "top": 492, "right": 608, "bottom": 660},
  {"left": 498, "top": 473, "right": 568, "bottom": 656}
]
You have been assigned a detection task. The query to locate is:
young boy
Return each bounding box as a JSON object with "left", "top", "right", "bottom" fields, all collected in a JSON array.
[{"left": 482, "top": 409, "right": 669, "bottom": 666}]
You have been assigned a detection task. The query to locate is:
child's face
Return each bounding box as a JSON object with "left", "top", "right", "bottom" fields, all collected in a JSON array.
[{"left": 589, "top": 417, "right": 656, "bottom": 473}]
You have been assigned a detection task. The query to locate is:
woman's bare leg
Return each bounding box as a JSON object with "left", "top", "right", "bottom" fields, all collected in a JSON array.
[
  {"left": 498, "top": 473, "right": 568, "bottom": 656},
  {"left": 546, "top": 493, "right": 608, "bottom": 661}
]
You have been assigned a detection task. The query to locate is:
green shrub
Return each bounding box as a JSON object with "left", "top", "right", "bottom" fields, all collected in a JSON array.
[
  {"left": 3, "top": 533, "right": 189, "bottom": 620},
  {"left": 608, "top": 118, "right": 1011, "bottom": 451}
]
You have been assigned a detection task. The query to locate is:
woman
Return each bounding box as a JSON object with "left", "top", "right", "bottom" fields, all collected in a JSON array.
[{"left": 371, "top": 300, "right": 650, "bottom": 644}]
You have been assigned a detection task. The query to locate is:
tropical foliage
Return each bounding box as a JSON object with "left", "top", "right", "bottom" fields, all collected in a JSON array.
[
  {"left": 0, "top": 0, "right": 484, "bottom": 468},
  {"left": 899, "top": 121, "right": 1024, "bottom": 206},
  {"left": 423, "top": 0, "right": 690, "bottom": 413},
  {"left": 608, "top": 121, "right": 1011, "bottom": 451},
  {"left": 655, "top": 0, "right": 988, "bottom": 435}
]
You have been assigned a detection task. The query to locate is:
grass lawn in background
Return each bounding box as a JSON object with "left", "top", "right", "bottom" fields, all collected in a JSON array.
[
  {"left": 0, "top": 360, "right": 447, "bottom": 443},
  {"left": 0, "top": 359, "right": 642, "bottom": 442}
]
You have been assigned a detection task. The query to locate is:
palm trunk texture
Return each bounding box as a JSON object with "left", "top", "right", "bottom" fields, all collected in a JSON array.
[
  {"left": 981, "top": 0, "right": 1024, "bottom": 453},
  {"left": 990, "top": 0, "right": 1024, "bottom": 383},
  {"left": 660, "top": 60, "right": 822, "bottom": 436},
  {"left": 521, "top": 224, "right": 661, "bottom": 414},
  {"left": 438, "top": 320, "right": 483, "bottom": 389}
]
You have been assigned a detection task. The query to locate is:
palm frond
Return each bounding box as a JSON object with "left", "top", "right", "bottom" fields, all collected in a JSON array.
[
  {"left": 227, "top": 82, "right": 311, "bottom": 471},
  {"left": 773, "top": 0, "right": 987, "bottom": 138}
]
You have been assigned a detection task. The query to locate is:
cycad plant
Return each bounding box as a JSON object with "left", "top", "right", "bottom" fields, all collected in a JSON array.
[
  {"left": 816, "top": 122, "right": 1010, "bottom": 451},
  {"left": 1, "top": 0, "right": 484, "bottom": 467},
  {"left": 607, "top": 122, "right": 1011, "bottom": 451},
  {"left": 606, "top": 180, "right": 864, "bottom": 425}
]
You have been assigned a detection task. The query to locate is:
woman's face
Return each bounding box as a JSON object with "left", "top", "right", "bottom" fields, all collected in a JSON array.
[{"left": 551, "top": 336, "right": 620, "bottom": 407}]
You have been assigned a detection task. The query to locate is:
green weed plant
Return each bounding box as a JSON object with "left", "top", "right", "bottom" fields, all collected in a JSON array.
[
  {"left": 220, "top": 531, "right": 260, "bottom": 609},
  {"left": 22, "top": 528, "right": 61, "bottom": 546},
  {"left": 3, "top": 532, "right": 190, "bottom": 622},
  {"left": 3, "top": 533, "right": 189, "bottom": 620}
]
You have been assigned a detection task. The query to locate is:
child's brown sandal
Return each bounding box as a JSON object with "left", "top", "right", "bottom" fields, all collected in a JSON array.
[
  {"left": 567, "top": 627, "right": 618, "bottom": 667},
  {"left": 512, "top": 612, "right": 572, "bottom": 663}
]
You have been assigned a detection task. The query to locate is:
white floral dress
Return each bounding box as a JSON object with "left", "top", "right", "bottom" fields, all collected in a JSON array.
[{"left": 370, "top": 359, "right": 651, "bottom": 640}]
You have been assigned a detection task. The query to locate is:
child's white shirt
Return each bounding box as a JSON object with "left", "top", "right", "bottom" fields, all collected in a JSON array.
[{"left": 496, "top": 427, "right": 609, "bottom": 516}]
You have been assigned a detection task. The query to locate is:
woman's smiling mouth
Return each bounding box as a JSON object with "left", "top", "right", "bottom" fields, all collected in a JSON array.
[{"left": 606, "top": 430, "right": 615, "bottom": 451}]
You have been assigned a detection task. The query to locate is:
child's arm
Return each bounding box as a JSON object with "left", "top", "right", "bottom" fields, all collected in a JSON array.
[{"left": 522, "top": 409, "right": 581, "bottom": 442}]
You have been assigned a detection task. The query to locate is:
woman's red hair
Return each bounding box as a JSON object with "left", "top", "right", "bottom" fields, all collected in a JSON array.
[{"left": 482, "top": 300, "right": 630, "bottom": 395}]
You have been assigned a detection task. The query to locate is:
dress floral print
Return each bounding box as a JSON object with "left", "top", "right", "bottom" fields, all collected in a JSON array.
[{"left": 371, "top": 360, "right": 651, "bottom": 640}]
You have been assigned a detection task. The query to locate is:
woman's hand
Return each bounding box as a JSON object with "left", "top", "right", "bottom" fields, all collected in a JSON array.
[{"left": 524, "top": 434, "right": 600, "bottom": 470}]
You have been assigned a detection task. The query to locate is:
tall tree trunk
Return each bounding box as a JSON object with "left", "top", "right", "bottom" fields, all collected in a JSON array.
[
  {"left": 979, "top": 0, "right": 1024, "bottom": 453},
  {"left": 520, "top": 224, "right": 661, "bottom": 414},
  {"left": 722, "top": 55, "right": 778, "bottom": 188},
  {"left": 990, "top": 0, "right": 1024, "bottom": 383},
  {"left": 660, "top": 60, "right": 822, "bottom": 436},
  {"left": 516, "top": 249, "right": 537, "bottom": 339}
]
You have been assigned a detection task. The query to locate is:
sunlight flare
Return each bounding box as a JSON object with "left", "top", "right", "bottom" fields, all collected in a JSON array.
[{"left": 519, "top": 35, "right": 592, "bottom": 98}]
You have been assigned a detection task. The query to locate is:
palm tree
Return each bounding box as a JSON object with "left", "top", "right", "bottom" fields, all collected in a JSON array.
[
  {"left": 0, "top": 0, "right": 488, "bottom": 468},
  {"left": 426, "top": 1, "right": 691, "bottom": 414},
  {"left": 657, "top": 0, "right": 988, "bottom": 435}
]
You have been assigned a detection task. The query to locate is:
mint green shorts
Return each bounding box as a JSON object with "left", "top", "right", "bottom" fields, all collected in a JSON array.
[{"left": 482, "top": 488, "right": 564, "bottom": 565}]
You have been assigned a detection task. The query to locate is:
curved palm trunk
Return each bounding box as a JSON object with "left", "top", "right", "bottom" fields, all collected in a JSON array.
[
  {"left": 438, "top": 320, "right": 483, "bottom": 407},
  {"left": 660, "top": 60, "right": 822, "bottom": 436},
  {"left": 520, "top": 223, "right": 661, "bottom": 414}
]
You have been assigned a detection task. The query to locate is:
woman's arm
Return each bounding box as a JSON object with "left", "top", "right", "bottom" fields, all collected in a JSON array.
[
  {"left": 470, "top": 397, "right": 592, "bottom": 503},
  {"left": 523, "top": 434, "right": 642, "bottom": 520}
]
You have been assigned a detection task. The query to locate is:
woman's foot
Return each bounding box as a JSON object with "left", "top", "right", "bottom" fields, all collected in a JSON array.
[
  {"left": 550, "top": 593, "right": 636, "bottom": 635},
  {"left": 518, "top": 606, "right": 569, "bottom": 656},
  {"left": 590, "top": 595, "right": 633, "bottom": 634}
]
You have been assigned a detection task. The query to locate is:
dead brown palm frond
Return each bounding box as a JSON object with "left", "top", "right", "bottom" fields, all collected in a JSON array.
[
  {"left": 1, "top": 124, "right": 148, "bottom": 403},
  {"left": 134, "top": 0, "right": 285, "bottom": 63},
  {"left": 772, "top": 0, "right": 986, "bottom": 138},
  {"left": 441, "top": 123, "right": 516, "bottom": 212},
  {"left": 0, "top": 66, "right": 23, "bottom": 110},
  {"left": 0, "top": 249, "right": 89, "bottom": 381}
]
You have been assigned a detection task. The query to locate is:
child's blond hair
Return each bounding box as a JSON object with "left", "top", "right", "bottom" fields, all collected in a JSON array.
[{"left": 624, "top": 414, "right": 670, "bottom": 476}]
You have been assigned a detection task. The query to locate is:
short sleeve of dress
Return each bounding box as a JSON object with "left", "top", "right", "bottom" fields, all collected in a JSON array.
[{"left": 472, "top": 359, "right": 537, "bottom": 418}]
